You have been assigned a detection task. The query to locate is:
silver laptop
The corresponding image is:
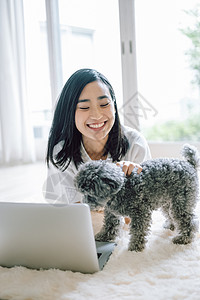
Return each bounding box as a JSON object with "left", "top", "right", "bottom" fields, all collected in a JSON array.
[{"left": 0, "top": 202, "right": 115, "bottom": 273}]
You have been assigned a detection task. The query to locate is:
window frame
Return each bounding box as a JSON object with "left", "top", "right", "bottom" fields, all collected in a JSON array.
[{"left": 45, "top": 0, "right": 63, "bottom": 106}]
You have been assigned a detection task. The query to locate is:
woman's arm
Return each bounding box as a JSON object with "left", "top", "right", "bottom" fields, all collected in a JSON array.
[{"left": 117, "top": 127, "right": 151, "bottom": 176}]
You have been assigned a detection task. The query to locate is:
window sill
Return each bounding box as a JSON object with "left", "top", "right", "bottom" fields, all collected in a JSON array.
[{"left": 149, "top": 141, "right": 200, "bottom": 159}]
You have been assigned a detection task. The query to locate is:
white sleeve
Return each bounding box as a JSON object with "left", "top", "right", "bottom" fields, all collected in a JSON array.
[
  {"left": 44, "top": 162, "right": 83, "bottom": 204},
  {"left": 123, "top": 127, "right": 151, "bottom": 163}
]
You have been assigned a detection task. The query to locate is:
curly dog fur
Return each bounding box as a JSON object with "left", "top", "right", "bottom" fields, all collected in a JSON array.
[{"left": 74, "top": 144, "right": 200, "bottom": 251}]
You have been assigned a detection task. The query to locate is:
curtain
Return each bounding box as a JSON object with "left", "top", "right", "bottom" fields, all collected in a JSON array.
[{"left": 0, "top": 0, "right": 35, "bottom": 165}]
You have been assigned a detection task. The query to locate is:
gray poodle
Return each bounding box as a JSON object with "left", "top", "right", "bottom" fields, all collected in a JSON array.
[{"left": 74, "top": 144, "right": 200, "bottom": 251}]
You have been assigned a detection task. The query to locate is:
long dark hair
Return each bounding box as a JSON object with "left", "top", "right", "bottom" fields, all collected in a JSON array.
[{"left": 46, "top": 68, "right": 129, "bottom": 171}]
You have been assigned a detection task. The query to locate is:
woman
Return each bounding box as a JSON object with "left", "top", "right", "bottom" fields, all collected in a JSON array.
[{"left": 45, "top": 68, "right": 151, "bottom": 205}]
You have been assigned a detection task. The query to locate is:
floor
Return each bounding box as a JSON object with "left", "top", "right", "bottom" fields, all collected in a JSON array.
[{"left": 0, "top": 162, "right": 47, "bottom": 203}]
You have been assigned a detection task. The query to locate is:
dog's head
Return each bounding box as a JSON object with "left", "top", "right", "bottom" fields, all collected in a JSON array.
[{"left": 74, "top": 160, "right": 125, "bottom": 209}]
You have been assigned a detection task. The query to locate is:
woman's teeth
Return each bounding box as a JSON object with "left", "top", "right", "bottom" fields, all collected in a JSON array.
[{"left": 88, "top": 122, "right": 105, "bottom": 128}]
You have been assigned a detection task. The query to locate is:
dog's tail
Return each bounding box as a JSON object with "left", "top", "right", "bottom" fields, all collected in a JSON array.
[{"left": 181, "top": 144, "right": 200, "bottom": 169}]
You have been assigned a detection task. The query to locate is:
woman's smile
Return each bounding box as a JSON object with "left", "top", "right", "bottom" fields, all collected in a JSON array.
[{"left": 87, "top": 121, "right": 107, "bottom": 130}]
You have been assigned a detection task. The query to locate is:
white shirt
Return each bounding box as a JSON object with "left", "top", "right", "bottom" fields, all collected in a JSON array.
[{"left": 44, "top": 126, "right": 151, "bottom": 204}]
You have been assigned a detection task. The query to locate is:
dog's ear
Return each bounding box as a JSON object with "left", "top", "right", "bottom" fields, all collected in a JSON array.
[{"left": 74, "top": 161, "right": 125, "bottom": 198}]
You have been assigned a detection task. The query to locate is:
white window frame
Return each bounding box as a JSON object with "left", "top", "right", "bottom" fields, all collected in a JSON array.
[
  {"left": 45, "top": 0, "right": 63, "bottom": 106},
  {"left": 118, "top": 0, "right": 139, "bottom": 130}
]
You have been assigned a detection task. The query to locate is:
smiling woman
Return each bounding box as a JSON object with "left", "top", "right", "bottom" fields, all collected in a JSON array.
[
  {"left": 46, "top": 69, "right": 128, "bottom": 171},
  {"left": 75, "top": 81, "right": 116, "bottom": 160},
  {"left": 44, "top": 68, "right": 151, "bottom": 205}
]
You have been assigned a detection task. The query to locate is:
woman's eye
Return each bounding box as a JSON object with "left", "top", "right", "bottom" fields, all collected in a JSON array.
[
  {"left": 100, "top": 102, "right": 110, "bottom": 107},
  {"left": 79, "top": 107, "right": 89, "bottom": 110}
]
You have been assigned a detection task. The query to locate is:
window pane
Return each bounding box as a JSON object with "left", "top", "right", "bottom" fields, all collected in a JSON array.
[
  {"left": 23, "top": 0, "right": 52, "bottom": 139},
  {"left": 23, "top": 0, "right": 122, "bottom": 141},
  {"left": 135, "top": 0, "right": 200, "bottom": 141},
  {"left": 58, "top": 0, "right": 123, "bottom": 109}
]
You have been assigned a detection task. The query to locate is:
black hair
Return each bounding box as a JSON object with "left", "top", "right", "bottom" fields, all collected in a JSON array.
[{"left": 46, "top": 68, "right": 129, "bottom": 171}]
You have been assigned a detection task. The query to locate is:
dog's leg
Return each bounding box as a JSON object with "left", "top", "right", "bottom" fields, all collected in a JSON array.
[
  {"left": 172, "top": 213, "right": 196, "bottom": 244},
  {"left": 128, "top": 209, "right": 152, "bottom": 252},
  {"left": 171, "top": 193, "right": 197, "bottom": 244},
  {"left": 161, "top": 202, "right": 175, "bottom": 231},
  {"left": 95, "top": 208, "right": 120, "bottom": 242}
]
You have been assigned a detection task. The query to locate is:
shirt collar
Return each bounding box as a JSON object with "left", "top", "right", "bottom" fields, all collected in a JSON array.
[{"left": 80, "top": 142, "right": 112, "bottom": 163}]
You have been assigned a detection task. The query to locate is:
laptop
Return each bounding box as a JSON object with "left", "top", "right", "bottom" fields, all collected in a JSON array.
[{"left": 0, "top": 202, "right": 116, "bottom": 273}]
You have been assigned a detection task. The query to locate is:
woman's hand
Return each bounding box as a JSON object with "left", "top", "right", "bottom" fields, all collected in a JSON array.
[{"left": 116, "top": 161, "right": 142, "bottom": 176}]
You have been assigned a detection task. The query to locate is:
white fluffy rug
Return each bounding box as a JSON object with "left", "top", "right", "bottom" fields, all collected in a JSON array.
[{"left": 0, "top": 206, "right": 200, "bottom": 300}]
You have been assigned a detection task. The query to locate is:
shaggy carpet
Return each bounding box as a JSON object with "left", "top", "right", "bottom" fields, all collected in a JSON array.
[{"left": 0, "top": 205, "right": 200, "bottom": 300}]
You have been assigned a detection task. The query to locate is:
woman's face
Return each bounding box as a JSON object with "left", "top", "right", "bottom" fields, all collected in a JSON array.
[{"left": 75, "top": 80, "right": 115, "bottom": 144}]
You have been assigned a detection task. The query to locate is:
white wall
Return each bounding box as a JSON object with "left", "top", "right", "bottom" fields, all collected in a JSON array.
[{"left": 149, "top": 142, "right": 200, "bottom": 159}]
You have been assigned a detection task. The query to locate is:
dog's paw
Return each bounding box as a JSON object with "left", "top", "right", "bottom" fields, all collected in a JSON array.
[
  {"left": 172, "top": 235, "right": 193, "bottom": 245},
  {"left": 128, "top": 242, "right": 145, "bottom": 252}
]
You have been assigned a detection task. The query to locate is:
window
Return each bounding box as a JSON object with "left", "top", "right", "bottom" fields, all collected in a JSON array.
[
  {"left": 23, "top": 0, "right": 52, "bottom": 141},
  {"left": 23, "top": 0, "right": 122, "bottom": 145},
  {"left": 135, "top": 0, "right": 200, "bottom": 142},
  {"left": 60, "top": 25, "right": 95, "bottom": 79}
]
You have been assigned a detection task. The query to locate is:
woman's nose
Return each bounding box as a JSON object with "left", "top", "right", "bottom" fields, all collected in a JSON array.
[{"left": 90, "top": 105, "right": 102, "bottom": 119}]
